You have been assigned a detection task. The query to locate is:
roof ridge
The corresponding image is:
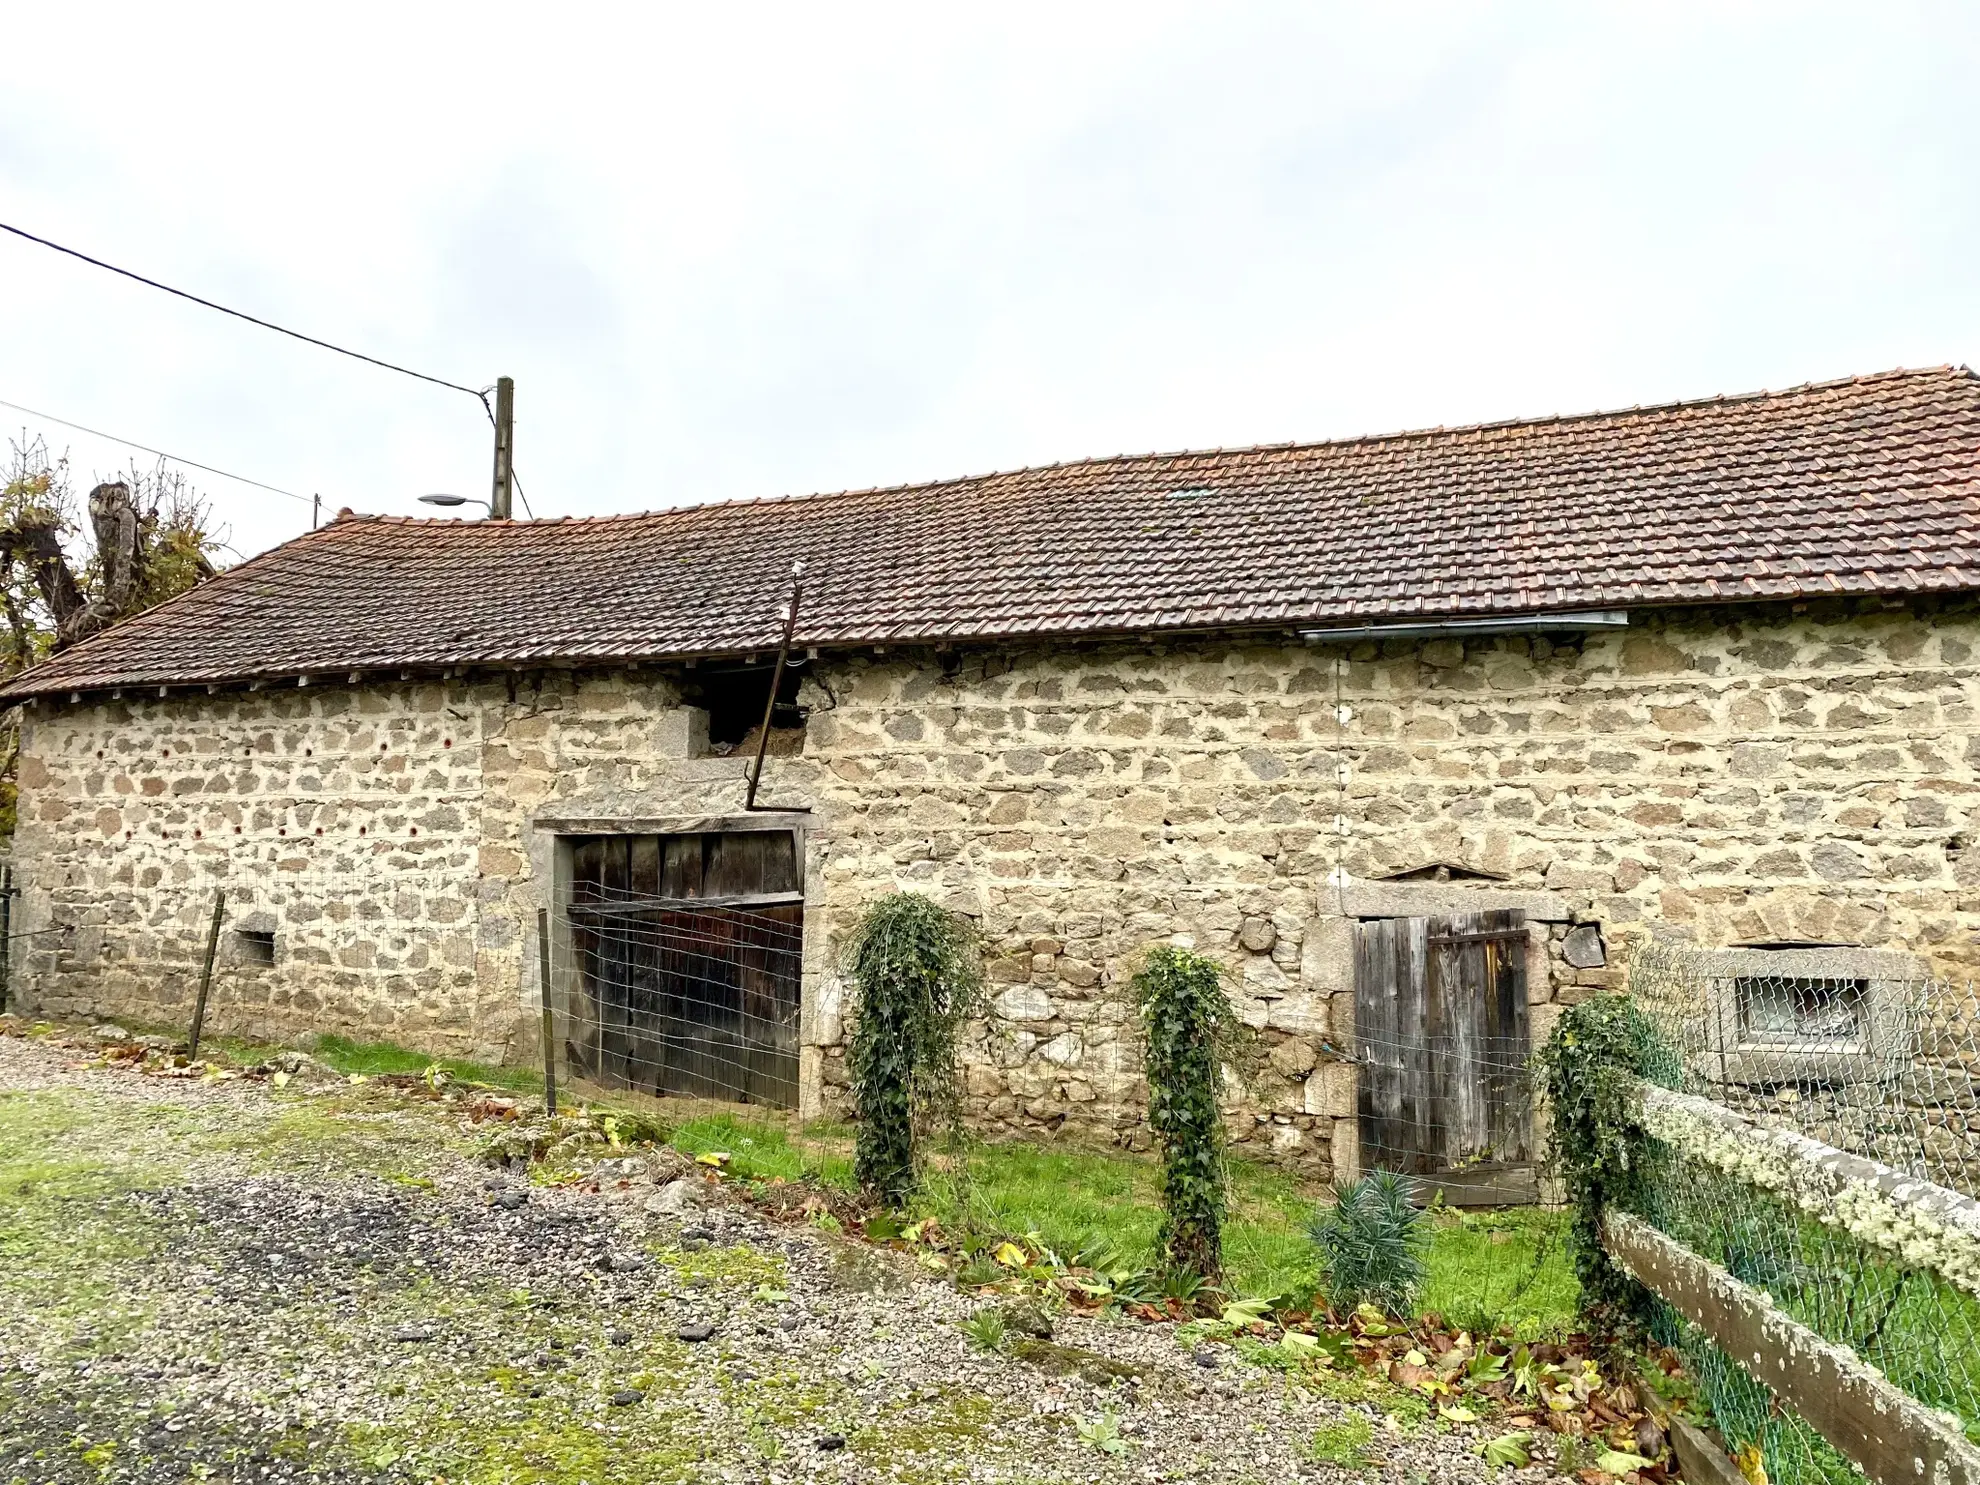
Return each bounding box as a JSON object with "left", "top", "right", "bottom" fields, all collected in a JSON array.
[{"left": 324, "top": 364, "right": 1974, "bottom": 531}]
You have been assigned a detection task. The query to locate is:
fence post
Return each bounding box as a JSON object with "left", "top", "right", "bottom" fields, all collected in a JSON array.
[
  {"left": 188, "top": 888, "right": 226, "bottom": 1059},
  {"left": 0, "top": 863, "right": 13, "bottom": 1016},
  {"left": 537, "top": 906, "right": 557, "bottom": 1118}
]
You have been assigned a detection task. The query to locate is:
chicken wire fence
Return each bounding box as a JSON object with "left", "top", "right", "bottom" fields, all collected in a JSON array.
[
  {"left": 1626, "top": 943, "right": 1980, "bottom": 1484},
  {"left": 1347, "top": 1021, "right": 1541, "bottom": 1207}
]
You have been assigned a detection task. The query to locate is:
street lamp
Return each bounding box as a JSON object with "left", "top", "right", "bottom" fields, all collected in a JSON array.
[{"left": 418, "top": 493, "right": 491, "bottom": 516}]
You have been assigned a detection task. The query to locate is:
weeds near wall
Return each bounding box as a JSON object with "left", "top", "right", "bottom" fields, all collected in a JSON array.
[
  {"left": 1133, "top": 945, "right": 1244, "bottom": 1280},
  {"left": 1532, "top": 993, "right": 1661, "bottom": 1317},
  {"left": 842, "top": 892, "right": 984, "bottom": 1207},
  {"left": 1308, "top": 1169, "right": 1429, "bottom": 1317}
]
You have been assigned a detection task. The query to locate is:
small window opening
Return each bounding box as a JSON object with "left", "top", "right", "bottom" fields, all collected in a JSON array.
[
  {"left": 682, "top": 660, "right": 810, "bottom": 756},
  {"left": 236, "top": 930, "right": 277, "bottom": 967},
  {"left": 1735, "top": 977, "right": 1865, "bottom": 1048}
]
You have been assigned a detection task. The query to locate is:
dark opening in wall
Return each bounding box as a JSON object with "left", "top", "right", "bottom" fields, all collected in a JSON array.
[
  {"left": 682, "top": 660, "right": 810, "bottom": 755},
  {"left": 236, "top": 929, "right": 276, "bottom": 966},
  {"left": 1734, "top": 976, "right": 1868, "bottom": 1047}
]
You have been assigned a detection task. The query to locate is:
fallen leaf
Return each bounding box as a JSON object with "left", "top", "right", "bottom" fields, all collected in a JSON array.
[
  {"left": 1477, "top": 1431, "right": 1532, "bottom": 1470},
  {"left": 1594, "top": 1449, "right": 1654, "bottom": 1476},
  {"left": 1220, "top": 1297, "right": 1274, "bottom": 1327}
]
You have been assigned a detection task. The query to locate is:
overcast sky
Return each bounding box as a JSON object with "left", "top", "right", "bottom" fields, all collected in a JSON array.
[{"left": 2, "top": 3, "right": 1976, "bottom": 562}]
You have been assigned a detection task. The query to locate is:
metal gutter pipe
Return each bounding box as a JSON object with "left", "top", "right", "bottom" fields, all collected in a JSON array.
[{"left": 1299, "top": 609, "right": 1630, "bottom": 644}]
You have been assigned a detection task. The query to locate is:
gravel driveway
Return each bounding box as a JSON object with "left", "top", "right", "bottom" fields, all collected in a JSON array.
[{"left": 0, "top": 1028, "right": 1551, "bottom": 1484}]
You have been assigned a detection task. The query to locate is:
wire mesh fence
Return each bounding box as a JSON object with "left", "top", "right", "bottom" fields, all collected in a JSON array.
[
  {"left": 1627, "top": 943, "right": 1980, "bottom": 1483},
  {"left": 549, "top": 890, "right": 804, "bottom": 1111},
  {"left": 1347, "top": 1023, "right": 1542, "bottom": 1206}
]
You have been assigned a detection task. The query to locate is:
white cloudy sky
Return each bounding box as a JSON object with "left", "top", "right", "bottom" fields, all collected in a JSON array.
[{"left": 2, "top": 3, "right": 1976, "bottom": 562}]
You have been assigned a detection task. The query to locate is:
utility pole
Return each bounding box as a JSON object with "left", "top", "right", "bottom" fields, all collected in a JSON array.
[{"left": 490, "top": 375, "right": 515, "bottom": 519}]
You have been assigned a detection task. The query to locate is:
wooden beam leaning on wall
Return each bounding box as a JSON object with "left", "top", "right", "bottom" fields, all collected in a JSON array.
[{"left": 1601, "top": 1212, "right": 1980, "bottom": 1485}]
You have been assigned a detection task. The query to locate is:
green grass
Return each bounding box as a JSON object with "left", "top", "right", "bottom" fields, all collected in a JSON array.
[
  {"left": 620, "top": 1101, "right": 1579, "bottom": 1336},
  {"left": 0, "top": 1081, "right": 453, "bottom": 1348},
  {"left": 917, "top": 1143, "right": 1576, "bottom": 1335},
  {"left": 26, "top": 1016, "right": 543, "bottom": 1097},
  {"left": 309, "top": 1034, "right": 543, "bottom": 1094},
  {"left": 31, "top": 1019, "right": 1579, "bottom": 1338},
  {"left": 1419, "top": 1207, "right": 1580, "bottom": 1341},
  {"left": 1306, "top": 1414, "right": 1374, "bottom": 1469},
  {"left": 663, "top": 1110, "right": 854, "bottom": 1187}
]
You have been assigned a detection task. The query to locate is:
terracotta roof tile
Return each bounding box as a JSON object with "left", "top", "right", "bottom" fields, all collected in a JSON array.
[{"left": 7, "top": 365, "right": 1980, "bottom": 699}]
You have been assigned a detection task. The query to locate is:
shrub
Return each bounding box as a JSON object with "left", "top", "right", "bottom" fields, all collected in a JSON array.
[
  {"left": 1133, "top": 944, "right": 1242, "bottom": 1279},
  {"left": 1307, "top": 1169, "right": 1428, "bottom": 1317},
  {"left": 1531, "top": 993, "right": 1661, "bottom": 1316},
  {"left": 841, "top": 892, "right": 983, "bottom": 1207}
]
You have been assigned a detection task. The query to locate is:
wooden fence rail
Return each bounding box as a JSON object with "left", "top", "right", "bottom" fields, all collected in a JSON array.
[
  {"left": 1601, "top": 1211, "right": 1980, "bottom": 1485},
  {"left": 1634, "top": 1080, "right": 1980, "bottom": 1298},
  {"left": 1606, "top": 1074, "right": 1980, "bottom": 1485}
]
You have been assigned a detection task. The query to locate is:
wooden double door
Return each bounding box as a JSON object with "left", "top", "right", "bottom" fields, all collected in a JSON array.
[
  {"left": 1353, "top": 909, "right": 1535, "bottom": 1204},
  {"left": 564, "top": 830, "right": 802, "bottom": 1109}
]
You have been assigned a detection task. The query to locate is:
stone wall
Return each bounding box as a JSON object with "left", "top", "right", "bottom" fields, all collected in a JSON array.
[
  {"left": 11, "top": 679, "right": 493, "bottom": 1051},
  {"left": 13, "top": 595, "right": 1980, "bottom": 1181}
]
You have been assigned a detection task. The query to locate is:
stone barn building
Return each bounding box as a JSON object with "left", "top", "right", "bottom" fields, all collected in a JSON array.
[{"left": 6, "top": 365, "right": 1980, "bottom": 1193}]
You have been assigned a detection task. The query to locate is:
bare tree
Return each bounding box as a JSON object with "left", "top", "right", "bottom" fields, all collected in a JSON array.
[
  {"left": 0, "top": 435, "right": 224, "bottom": 832},
  {"left": 0, "top": 436, "right": 220, "bottom": 661}
]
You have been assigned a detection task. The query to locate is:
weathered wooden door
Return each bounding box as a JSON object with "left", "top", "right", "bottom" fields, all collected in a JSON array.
[
  {"left": 565, "top": 831, "right": 802, "bottom": 1108},
  {"left": 1354, "top": 909, "right": 1534, "bottom": 1204}
]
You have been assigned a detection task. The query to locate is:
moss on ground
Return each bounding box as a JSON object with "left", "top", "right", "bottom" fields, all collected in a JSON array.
[
  {"left": 654, "top": 1241, "right": 788, "bottom": 1292},
  {"left": 0, "top": 1090, "right": 179, "bottom": 1334},
  {"left": 90, "top": 1022, "right": 1577, "bottom": 1336},
  {"left": 3, "top": 1029, "right": 1582, "bottom": 1484}
]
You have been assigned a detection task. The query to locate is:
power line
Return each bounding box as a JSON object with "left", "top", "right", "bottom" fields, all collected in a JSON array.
[
  {"left": 1, "top": 219, "right": 540, "bottom": 519},
  {"left": 0, "top": 219, "right": 490, "bottom": 409},
  {"left": 0, "top": 394, "right": 313, "bottom": 506}
]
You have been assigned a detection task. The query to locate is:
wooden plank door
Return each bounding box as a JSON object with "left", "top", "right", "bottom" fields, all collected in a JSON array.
[
  {"left": 1356, "top": 910, "right": 1533, "bottom": 1204},
  {"left": 565, "top": 830, "right": 803, "bottom": 1109},
  {"left": 1355, "top": 915, "right": 1434, "bottom": 1176}
]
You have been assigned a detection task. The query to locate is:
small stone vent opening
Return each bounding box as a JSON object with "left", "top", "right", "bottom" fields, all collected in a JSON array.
[
  {"left": 1734, "top": 976, "right": 1868, "bottom": 1049},
  {"left": 1371, "top": 860, "right": 1509, "bottom": 884},
  {"left": 1668, "top": 945, "right": 1925, "bottom": 1087},
  {"left": 235, "top": 929, "right": 276, "bottom": 966},
  {"left": 680, "top": 661, "right": 810, "bottom": 757}
]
